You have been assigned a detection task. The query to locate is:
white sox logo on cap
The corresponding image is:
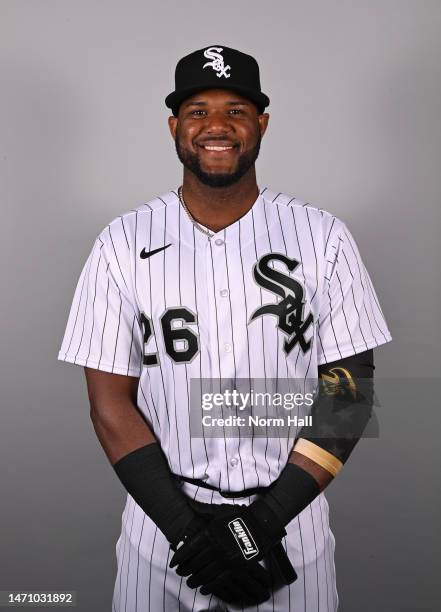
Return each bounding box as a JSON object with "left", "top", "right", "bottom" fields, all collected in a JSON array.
[{"left": 202, "top": 47, "right": 231, "bottom": 78}]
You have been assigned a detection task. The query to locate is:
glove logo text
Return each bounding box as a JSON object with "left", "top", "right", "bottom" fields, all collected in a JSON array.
[{"left": 228, "top": 518, "right": 260, "bottom": 560}]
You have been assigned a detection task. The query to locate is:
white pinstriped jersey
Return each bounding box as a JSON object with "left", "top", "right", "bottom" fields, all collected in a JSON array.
[
  {"left": 58, "top": 186, "right": 391, "bottom": 495},
  {"left": 59, "top": 187, "right": 392, "bottom": 611}
]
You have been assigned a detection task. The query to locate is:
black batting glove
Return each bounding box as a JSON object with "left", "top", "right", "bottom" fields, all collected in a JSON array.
[
  {"left": 170, "top": 503, "right": 285, "bottom": 580},
  {"left": 199, "top": 560, "right": 272, "bottom": 606},
  {"left": 171, "top": 509, "right": 273, "bottom": 606}
]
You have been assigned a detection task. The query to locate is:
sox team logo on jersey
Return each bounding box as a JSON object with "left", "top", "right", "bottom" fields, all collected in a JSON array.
[
  {"left": 250, "top": 253, "right": 314, "bottom": 356},
  {"left": 203, "top": 46, "right": 231, "bottom": 78}
]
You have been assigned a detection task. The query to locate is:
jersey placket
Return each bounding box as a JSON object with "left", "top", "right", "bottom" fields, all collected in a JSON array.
[{"left": 203, "top": 232, "right": 245, "bottom": 491}]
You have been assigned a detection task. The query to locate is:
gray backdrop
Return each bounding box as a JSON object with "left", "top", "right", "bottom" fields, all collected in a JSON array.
[{"left": 1, "top": 1, "right": 440, "bottom": 610}]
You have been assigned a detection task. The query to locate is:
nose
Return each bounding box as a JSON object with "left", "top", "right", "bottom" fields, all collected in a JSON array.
[{"left": 203, "top": 110, "right": 233, "bottom": 134}]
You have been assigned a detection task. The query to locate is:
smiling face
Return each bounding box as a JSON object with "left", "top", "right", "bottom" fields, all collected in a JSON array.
[{"left": 168, "top": 89, "right": 269, "bottom": 188}]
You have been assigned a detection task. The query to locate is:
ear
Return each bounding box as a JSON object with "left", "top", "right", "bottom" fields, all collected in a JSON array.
[
  {"left": 168, "top": 115, "right": 178, "bottom": 140},
  {"left": 258, "top": 113, "right": 270, "bottom": 138}
]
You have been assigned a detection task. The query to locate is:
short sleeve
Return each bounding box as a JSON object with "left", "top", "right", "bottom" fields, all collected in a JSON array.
[
  {"left": 317, "top": 220, "right": 392, "bottom": 364},
  {"left": 57, "top": 228, "right": 144, "bottom": 376}
]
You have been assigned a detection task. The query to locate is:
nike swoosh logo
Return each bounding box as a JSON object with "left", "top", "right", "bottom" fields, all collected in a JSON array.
[{"left": 140, "top": 243, "right": 172, "bottom": 259}]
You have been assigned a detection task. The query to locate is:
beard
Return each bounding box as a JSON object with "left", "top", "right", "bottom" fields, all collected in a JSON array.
[{"left": 175, "top": 132, "right": 261, "bottom": 188}]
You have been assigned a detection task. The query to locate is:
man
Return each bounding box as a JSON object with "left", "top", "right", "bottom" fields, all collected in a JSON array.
[{"left": 58, "top": 45, "right": 392, "bottom": 611}]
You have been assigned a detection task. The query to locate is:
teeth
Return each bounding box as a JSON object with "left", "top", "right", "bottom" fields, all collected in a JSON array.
[{"left": 203, "top": 145, "right": 233, "bottom": 151}]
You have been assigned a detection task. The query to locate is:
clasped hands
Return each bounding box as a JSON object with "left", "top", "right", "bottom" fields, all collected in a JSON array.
[{"left": 169, "top": 504, "right": 292, "bottom": 606}]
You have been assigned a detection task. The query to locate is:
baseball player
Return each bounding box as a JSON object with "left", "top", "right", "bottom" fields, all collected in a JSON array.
[{"left": 58, "top": 45, "right": 392, "bottom": 611}]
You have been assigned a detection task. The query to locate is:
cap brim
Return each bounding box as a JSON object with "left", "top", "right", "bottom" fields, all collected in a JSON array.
[{"left": 165, "top": 85, "right": 270, "bottom": 114}]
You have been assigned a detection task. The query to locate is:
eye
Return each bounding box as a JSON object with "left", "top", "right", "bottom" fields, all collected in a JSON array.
[
  {"left": 229, "top": 108, "right": 243, "bottom": 115},
  {"left": 190, "top": 109, "right": 207, "bottom": 116}
]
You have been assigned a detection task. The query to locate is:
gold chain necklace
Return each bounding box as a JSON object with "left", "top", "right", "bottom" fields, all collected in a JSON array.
[{"left": 178, "top": 186, "right": 214, "bottom": 238}]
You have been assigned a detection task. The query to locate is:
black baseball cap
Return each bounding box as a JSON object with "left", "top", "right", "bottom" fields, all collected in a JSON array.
[{"left": 165, "top": 45, "right": 270, "bottom": 116}]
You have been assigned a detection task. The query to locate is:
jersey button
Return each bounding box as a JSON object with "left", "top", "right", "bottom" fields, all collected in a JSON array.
[
  {"left": 215, "top": 238, "right": 224, "bottom": 246},
  {"left": 230, "top": 457, "right": 239, "bottom": 467},
  {"left": 220, "top": 289, "right": 229, "bottom": 297},
  {"left": 224, "top": 343, "right": 232, "bottom": 352}
]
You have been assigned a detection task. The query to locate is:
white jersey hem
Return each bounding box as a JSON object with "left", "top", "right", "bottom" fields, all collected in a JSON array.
[
  {"left": 57, "top": 351, "right": 142, "bottom": 377},
  {"left": 317, "top": 333, "right": 392, "bottom": 365}
]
